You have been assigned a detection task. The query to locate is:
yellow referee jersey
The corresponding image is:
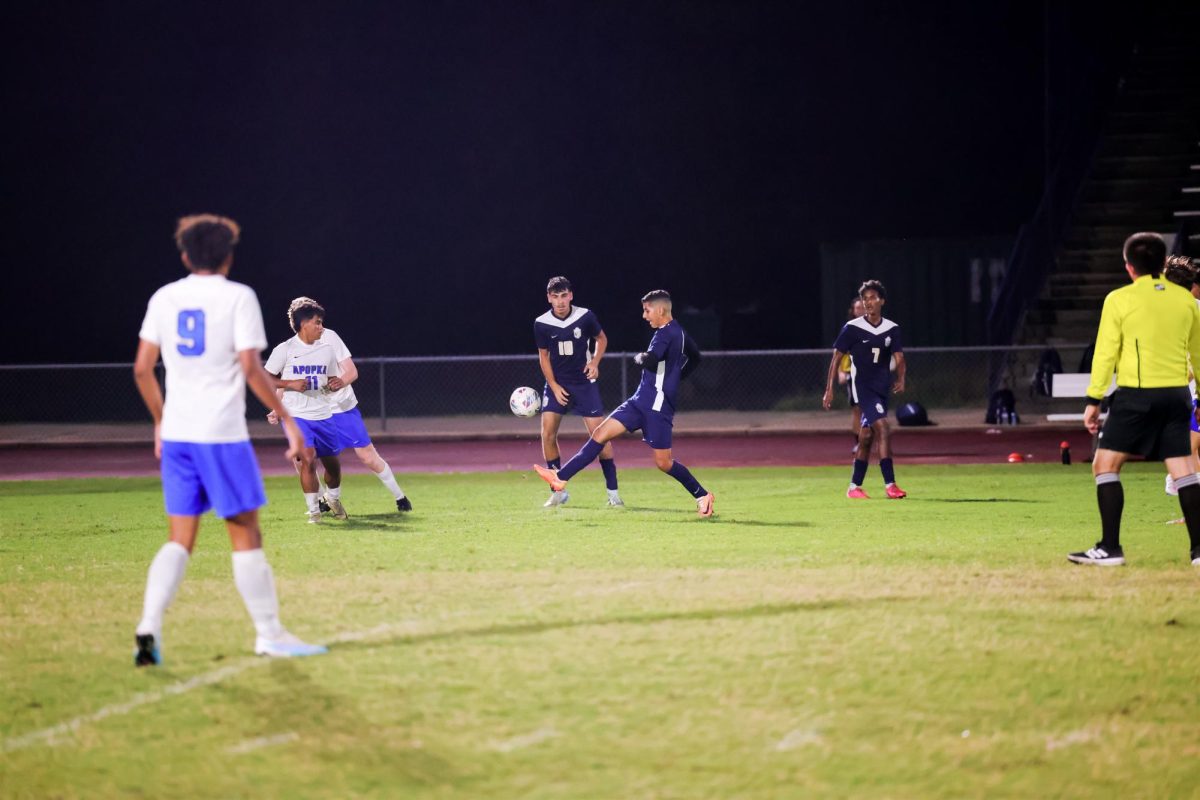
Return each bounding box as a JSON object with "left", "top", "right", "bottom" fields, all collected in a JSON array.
[{"left": 1087, "top": 274, "right": 1200, "bottom": 401}]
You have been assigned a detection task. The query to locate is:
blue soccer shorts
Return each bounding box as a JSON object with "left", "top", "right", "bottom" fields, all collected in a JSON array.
[
  {"left": 857, "top": 391, "right": 890, "bottom": 427},
  {"left": 332, "top": 407, "right": 372, "bottom": 450},
  {"left": 161, "top": 440, "right": 267, "bottom": 518},
  {"left": 295, "top": 417, "right": 343, "bottom": 458},
  {"left": 542, "top": 381, "right": 606, "bottom": 417},
  {"left": 609, "top": 400, "right": 674, "bottom": 450}
]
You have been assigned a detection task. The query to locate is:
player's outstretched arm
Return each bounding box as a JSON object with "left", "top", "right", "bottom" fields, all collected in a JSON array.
[
  {"left": 240, "top": 350, "right": 303, "bottom": 459},
  {"left": 892, "top": 352, "right": 906, "bottom": 394},
  {"left": 680, "top": 336, "right": 702, "bottom": 379},
  {"left": 133, "top": 339, "right": 165, "bottom": 458},
  {"left": 821, "top": 350, "right": 844, "bottom": 410}
]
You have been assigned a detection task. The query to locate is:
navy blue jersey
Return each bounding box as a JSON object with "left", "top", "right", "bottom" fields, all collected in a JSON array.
[
  {"left": 630, "top": 320, "right": 697, "bottom": 419},
  {"left": 833, "top": 316, "right": 903, "bottom": 398},
  {"left": 534, "top": 306, "right": 602, "bottom": 385}
]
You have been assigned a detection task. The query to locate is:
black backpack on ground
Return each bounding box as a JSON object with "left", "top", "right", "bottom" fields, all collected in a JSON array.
[
  {"left": 986, "top": 389, "right": 1019, "bottom": 424},
  {"left": 1031, "top": 348, "right": 1063, "bottom": 397}
]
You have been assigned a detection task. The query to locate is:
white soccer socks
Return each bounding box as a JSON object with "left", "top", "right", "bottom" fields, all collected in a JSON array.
[
  {"left": 136, "top": 541, "right": 190, "bottom": 640},
  {"left": 376, "top": 463, "right": 407, "bottom": 501},
  {"left": 232, "top": 548, "right": 285, "bottom": 641}
]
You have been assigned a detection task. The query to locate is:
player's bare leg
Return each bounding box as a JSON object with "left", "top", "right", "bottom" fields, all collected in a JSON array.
[
  {"left": 651, "top": 447, "right": 714, "bottom": 517},
  {"left": 352, "top": 443, "right": 411, "bottom": 511},
  {"left": 296, "top": 448, "right": 323, "bottom": 522},
  {"left": 584, "top": 415, "right": 622, "bottom": 506},
  {"left": 873, "top": 418, "right": 906, "bottom": 498},
  {"left": 224, "top": 510, "right": 327, "bottom": 657},
  {"left": 318, "top": 455, "right": 347, "bottom": 519},
  {"left": 540, "top": 411, "right": 569, "bottom": 506},
  {"left": 534, "top": 417, "right": 626, "bottom": 492},
  {"left": 847, "top": 425, "right": 873, "bottom": 498},
  {"left": 134, "top": 515, "right": 202, "bottom": 665}
]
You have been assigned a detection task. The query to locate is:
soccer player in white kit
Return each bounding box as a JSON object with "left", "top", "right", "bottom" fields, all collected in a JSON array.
[
  {"left": 132, "top": 214, "right": 327, "bottom": 665},
  {"left": 265, "top": 299, "right": 345, "bottom": 523}
]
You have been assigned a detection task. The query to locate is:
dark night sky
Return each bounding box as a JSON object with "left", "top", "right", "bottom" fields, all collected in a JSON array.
[{"left": 6, "top": 1, "right": 1112, "bottom": 363}]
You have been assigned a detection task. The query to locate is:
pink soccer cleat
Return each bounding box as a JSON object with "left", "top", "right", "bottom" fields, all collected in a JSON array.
[
  {"left": 696, "top": 492, "right": 715, "bottom": 518},
  {"left": 533, "top": 464, "right": 566, "bottom": 492},
  {"left": 846, "top": 486, "right": 870, "bottom": 499},
  {"left": 885, "top": 484, "right": 908, "bottom": 499}
]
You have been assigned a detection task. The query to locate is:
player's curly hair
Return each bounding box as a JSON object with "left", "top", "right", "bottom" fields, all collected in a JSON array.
[
  {"left": 1165, "top": 255, "right": 1199, "bottom": 289},
  {"left": 546, "top": 276, "right": 572, "bottom": 293},
  {"left": 858, "top": 279, "right": 886, "bottom": 300},
  {"left": 175, "top": 214, "right": 240, "bottom": 271},
  {"left": 287, "top": 296, "right": 325, "bottom": 332}
]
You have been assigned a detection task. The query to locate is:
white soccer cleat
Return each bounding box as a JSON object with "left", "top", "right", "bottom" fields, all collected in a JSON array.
[
  {"left": 255, "top": 631, "right": 329, "bottom": 658},
  {"left": 543, "top": 490, "right": 570, "bottom": 508},
  {"left": 607, "top": 492, "right": 625, "bottom": 507},
  {"left": 306, "top": 511, "right": 322, "bottom": 525},
  {"left": 323, "top": 495, "right": 348, "bottom": 520},
  {"left": 1165, "top": 474, "right": 1178, "bottom": 496}
]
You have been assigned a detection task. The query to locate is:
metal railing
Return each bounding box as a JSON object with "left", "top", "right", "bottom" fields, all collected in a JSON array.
[{"left": 0, "top": 345, "right": 1092, "bottom": 428}]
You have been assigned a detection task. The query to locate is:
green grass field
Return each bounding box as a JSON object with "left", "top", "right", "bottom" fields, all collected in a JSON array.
[{"left": 2, "top": 464, "right": 1199, "bottom": 799}]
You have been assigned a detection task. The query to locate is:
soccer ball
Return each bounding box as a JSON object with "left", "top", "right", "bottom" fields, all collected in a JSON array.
[{"left": 509, "top": 386, "right": 541, "bottom": 418}]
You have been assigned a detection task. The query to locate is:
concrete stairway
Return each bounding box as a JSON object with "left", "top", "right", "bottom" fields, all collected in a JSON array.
[{"left": 1020, "top": 38, "right": 1200, "bottom": 347}]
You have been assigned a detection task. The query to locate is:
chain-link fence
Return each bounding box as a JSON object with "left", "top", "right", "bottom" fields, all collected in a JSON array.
[{"left": 0, "top": 345, "right": 1092, "bottom": 427}]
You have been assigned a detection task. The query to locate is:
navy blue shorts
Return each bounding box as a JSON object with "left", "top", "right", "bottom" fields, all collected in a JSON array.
[
  {"left": 609, "top": 400, "right": 673, "bottom": 450},
  {"left": 857, "top": 391, "right": 889, "bottom": 427},
  {"left": 295, "top": 417, "right": 343, "bottom": 458},
  {"left": 332, "top": 407, "right": 371, "bottom": 450},
  {"left": 161, "top": 440, "right": 267, "bottom": 518},
  {"left": 542, "top": 381, "right": 605, "bottom": 417}
]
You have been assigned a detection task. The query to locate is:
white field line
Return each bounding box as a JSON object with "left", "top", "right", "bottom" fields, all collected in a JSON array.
[
  {"left": 2, "top": 661, "right": 268, "bottom": 754},
  {"left": 226, "top": 731, "right": 300, "bottom": 755},
  {"left": 774, "top": 728, "right": 823, "bottom": 750},
  {"left": 2, "top": 616, "right": 450, "bottom": 756},
  {"left": 1045, "top": 728, "right": 1097, "bottom": 751},
  {"left": 490, "top": 727, "right": 559, "bottom": 753}
]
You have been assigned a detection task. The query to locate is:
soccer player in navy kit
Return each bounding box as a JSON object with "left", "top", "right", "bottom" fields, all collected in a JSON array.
[
  {"left": 534, "top": 276, "right": 622, "bottom": 507},
  {"left": 822, "top": 280, "right": 908, "bottom": 499},
  {"left": 535, "top": 290, "right": 715, "bottom": 517}
]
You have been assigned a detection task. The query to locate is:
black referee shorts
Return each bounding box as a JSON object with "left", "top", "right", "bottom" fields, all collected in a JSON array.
[{"left": 1097, "top": 386, "right": 1193, "bottom": 460}]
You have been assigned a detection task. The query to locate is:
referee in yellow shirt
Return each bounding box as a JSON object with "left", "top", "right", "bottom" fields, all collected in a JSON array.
[{"left": 1070, "top": 232, "right": 1200, "bottom": 566}]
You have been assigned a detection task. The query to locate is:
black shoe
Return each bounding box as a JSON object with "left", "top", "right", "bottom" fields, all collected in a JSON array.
[
  {"left": 318, "top": 497, "right": 331, "bottom": 513},
  {"left": 134, "top": 633, "right": 160, "bottom": 667},
  {"left": 396, "top": 497, "right": 413, "bottom": 512},
  {"left": 1067, "top": 543, "right": 1125, "bottom": 566}
]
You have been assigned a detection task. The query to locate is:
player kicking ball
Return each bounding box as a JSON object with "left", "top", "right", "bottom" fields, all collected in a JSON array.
[
  {"left": 534, "top": 290, "right": 714, "bottom": 517},
  {"left": 822, "top": 279, "right": 908, "bottom": 499},
  {"left": 132, "top": 214, "right": 327, "bottom": 665}
]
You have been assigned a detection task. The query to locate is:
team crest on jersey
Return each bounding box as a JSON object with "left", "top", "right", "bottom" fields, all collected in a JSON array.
[
  {"left": 884, "top": 336, "right": 892, "bottom": 347},
  {"left": 876, "top": 402, "right": 884, "bottom": 414},
  {"left": 573, "top": 327, "right": 582, "bottom": 339}
]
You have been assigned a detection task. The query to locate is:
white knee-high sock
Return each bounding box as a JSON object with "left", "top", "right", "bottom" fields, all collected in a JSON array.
[
  {"left": 375, "top": 462, "right": 406, "bottom": 500},
  {"left": 232, "top": 549, "right": 285, "bottom": 640},
  {"left": 317, "top": 471, "right": 328, "bottom": 495},
  {"left": 137, "top": 541, "right": 190, "bottom": 639}
]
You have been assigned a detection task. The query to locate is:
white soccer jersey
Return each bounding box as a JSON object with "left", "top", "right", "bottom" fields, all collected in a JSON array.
[
  {"left": 264, "top": 335, "right": 341, "bottom": 421},
  {"left": 138, "top": 274, "right": 268, "bottom": 443},
  {"left": 319, "top": 328, "right": 358, "bottom": 413}
]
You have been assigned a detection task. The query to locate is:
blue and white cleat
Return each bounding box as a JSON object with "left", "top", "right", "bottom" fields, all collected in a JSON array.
[
  {"left": 543, "top": 490, "right": 570, "bottom": 508},
  {"left": 134, "top": 633, "right": 161, "bottom": 667},
  {"left": 254, "top": 632, "right": 329, "bottom": 658}
]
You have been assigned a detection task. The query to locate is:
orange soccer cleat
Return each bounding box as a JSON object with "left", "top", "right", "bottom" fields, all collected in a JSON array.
[
  {"left": 533, "top": 464, "right": 566, "bottom": 492},
  {"left": 696, "top": 492, "right": 715, "bottom": 518},
  {"left": 846, "top": 486, "right": 870, "bottom": 499},
  {"left": 885, "top": 484, "right": 908, "bottom": 499}
]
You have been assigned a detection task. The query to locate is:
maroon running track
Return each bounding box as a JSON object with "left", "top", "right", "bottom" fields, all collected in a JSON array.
[{"left": 0, "top": 427, "right": 1089, "bottom": 481}]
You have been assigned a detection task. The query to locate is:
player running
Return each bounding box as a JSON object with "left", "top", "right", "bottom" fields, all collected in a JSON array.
[
  {"left": 534, "top": 290, "right": 714, "bottom": 517},
  {"left": 534, "top": 276, "right": 622, "bottom": 507},
  {"left": 265, "top": 298, "right": 344, "bottom": 524},
  {"left": 822, "top": 279, "right": 908, "bottom": 499},
  {"left": 132, "top": 214, "right": 327, "bottom": 665}
]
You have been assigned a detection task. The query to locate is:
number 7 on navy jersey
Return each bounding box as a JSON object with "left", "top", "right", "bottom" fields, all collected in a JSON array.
[{"left": 177, "top": 310, "right": 206, "bottom": 356}]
